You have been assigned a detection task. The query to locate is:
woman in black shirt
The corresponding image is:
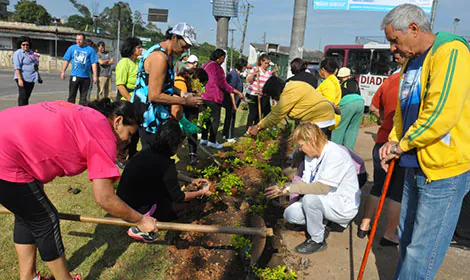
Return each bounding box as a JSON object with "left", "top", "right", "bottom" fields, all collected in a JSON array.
[{"left": 117, "top": 119, "right": 211, "bottom": 242}]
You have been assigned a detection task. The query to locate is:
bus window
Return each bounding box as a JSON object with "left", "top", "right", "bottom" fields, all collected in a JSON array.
[
  {"left": 347, "top": 49, "right": 371, "bottom": 75},
  {"left": 371, "top": 49, "right": 396, "bottom": 75},
  {"left": 325, "top": 49, "right": 345, "bottom": 67}
]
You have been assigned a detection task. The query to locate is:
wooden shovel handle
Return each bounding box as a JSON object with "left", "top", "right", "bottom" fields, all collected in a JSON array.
[{"left": 0, "top": 206, "right": 273, "bottom": 237}]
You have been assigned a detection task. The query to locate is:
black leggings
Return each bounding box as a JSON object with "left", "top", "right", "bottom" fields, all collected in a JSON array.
[
  {"left": 0, "top": 179, "right": 65, "bottom": 262},
  {"left": 201, "top": 100, "right": 222, "bottom": 143},
  {"left": 68, "top": 76, "right": 91, "bottom": 105},
  {"left": 15, "top": 79, "right": 35, "bottom": 106}
]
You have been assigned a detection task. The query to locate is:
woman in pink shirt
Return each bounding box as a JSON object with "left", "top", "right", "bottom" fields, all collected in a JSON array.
[
  {"left": 0, "top": 99, "right": 158, "bottom": 280},
  {"left": 246, "top": 54, "right": 275, "bottom": 132},
  {"left": 201, "top": 49, "right": 244, "bottom": 149}
]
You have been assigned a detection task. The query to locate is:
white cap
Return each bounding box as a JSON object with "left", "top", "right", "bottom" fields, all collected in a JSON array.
[
  {"left": 170, "top": 23, "right": 199, "bottom": 48},
  {"left": 187, "top": 55, "right": 199, "bottom": 63},
  {"left": 337, "top": 67, "right": 351, "bottom": 78}
]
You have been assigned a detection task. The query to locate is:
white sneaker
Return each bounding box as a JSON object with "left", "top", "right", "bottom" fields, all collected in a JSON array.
[
  {"left": 207, "top": 141, "right": 224, "bottom": 149},
  {"left": 226, "top": 138, "right": 237, "bottom": 143},
  {"left": 200, "top": 139, "right": 208, "bottom": 145}
]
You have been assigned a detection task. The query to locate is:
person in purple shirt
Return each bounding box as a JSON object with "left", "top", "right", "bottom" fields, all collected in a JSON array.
[
  {"left": 13, "top": 36, "right": 42, "bottom": 106},
  {"left": 201, "top": 49, "right": 245, "bottom": 149}
]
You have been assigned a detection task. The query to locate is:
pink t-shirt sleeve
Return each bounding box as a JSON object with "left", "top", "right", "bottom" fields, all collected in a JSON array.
[{"left": 86, "top": 138, "right": 120, "bottom": 181}]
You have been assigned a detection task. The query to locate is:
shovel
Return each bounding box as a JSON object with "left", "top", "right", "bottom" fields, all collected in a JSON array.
[{"left": 0, "top": 206, "right": 272, "bottom": 264}]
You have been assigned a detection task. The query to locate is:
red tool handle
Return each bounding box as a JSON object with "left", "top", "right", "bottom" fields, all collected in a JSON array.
[{"left": 357, "top": 159, "right": 396, "bottom": 280}]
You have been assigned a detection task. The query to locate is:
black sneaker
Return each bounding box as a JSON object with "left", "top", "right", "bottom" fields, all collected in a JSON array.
[
  {"left": 295, "top": 239, "right": 327, "bottom": 254},
  {"left": 127, "top": 226, "right": 158, "bottom": 243},
  {"left": 324, "top": 226, "right": 330, "bottom": 240},
  {"left": 450, "top": 240, "right": 470, "bottom": 250}
]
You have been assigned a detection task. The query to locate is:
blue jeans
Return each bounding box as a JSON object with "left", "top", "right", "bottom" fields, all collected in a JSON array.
[{"left": 395, "top": 168, "right": 470, "bottom": 279}]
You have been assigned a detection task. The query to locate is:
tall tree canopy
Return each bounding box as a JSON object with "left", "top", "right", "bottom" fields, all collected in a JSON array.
[{"left": 14, "top": 0, "right": 52, "bottom": 26}]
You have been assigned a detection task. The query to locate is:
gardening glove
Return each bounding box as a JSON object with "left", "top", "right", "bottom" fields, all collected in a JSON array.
[{"left": 179, "top": 114, "right": 200, "bottom": 136}]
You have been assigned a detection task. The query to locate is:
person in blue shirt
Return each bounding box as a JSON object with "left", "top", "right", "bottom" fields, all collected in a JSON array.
[
  {"left": 13, "top": 36, "right": 42, "bottom": 106},
  {"left": 61, "top": 33, "right": 98, "bottom": 105}
]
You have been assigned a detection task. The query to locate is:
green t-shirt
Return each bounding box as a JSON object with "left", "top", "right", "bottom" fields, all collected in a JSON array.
[{"left": 115, "top": 57, "right": 140, "bottom": 91}]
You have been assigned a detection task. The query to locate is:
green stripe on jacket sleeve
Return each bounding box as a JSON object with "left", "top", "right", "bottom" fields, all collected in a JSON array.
[{"left": 406, "top": 49, "right": 458, "bottom": 142}]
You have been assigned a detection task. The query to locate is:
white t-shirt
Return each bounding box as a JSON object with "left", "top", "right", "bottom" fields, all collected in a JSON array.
[{"left": 301, "top": 141, "right": 360, "bottom": 218}]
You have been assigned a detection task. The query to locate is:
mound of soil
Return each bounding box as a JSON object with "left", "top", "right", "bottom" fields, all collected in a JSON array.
[{"left": 165, "top": 133, "right": 293, "bottom": 279}]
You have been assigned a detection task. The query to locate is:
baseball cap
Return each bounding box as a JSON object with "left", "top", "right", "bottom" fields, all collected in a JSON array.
[
  {"left": 187, "top": 55, "right": 199, "bottom": 63},
  {"left": 337, "top": 67, "right": 351, "bottom": 78},
  {"left": 170, "top": 23, "right": 199, "bottom": 48}
]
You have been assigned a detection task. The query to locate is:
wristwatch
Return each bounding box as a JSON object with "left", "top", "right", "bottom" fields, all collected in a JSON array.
[{"left": 391, "top": 144, "right": 404, "bottom": 156}]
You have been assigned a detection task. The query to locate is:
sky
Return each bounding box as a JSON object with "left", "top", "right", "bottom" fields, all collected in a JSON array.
[{"left": 8, "top": 0, "right": 470, "bottom": 54}]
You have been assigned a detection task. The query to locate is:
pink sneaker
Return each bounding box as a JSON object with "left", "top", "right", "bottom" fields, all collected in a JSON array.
[
  {"left": 73, "top": 274, "right": 82, "bottom": 280},
  {"left": 127, "top": 226, "right": 158, "bottom": 243}
]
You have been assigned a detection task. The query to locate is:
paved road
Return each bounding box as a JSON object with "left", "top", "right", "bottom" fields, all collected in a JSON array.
[{"left": 0, "top": 68, "right": 116, "bottom": 111}]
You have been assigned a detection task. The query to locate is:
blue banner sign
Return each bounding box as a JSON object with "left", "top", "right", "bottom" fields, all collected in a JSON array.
[{"left": 313, "top": 0, "right": 432, "bottom": 13}]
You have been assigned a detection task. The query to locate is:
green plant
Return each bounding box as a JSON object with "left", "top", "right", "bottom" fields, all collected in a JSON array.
[
  {"left": 258, "top": 163, "right": 288, "bottom": 186},
  {"left": 248, "top": 192, "right": 269, "bottom": 216},
  {"left": 192, "top": 106, "right": 212, "bottom": 129},
  {"left": 252, "top": 265, "right": 297, "bottom": 280},
  {"left": 224, "top": 157, "right": 244, "bottom": 168},
  {"left": 229, "top": 234, "right": 252, "bottom": 259},
  {"left": 200, "top": 164, "right": 220, "bottom": 179},
  {"left": 262, "top": 143, "right": 279, "bottom": 161},
  {"left": 217, "top": 173, "right": 244, "bottom": 195},
  {"left": 248, "top": 204, "right": 267, "bottom": 216},
  {"left": 190, "top": 76, "right": 206, "bottom": 95},
  {"left": 258, "top": 127, "right": 280, "bottom": 141}
]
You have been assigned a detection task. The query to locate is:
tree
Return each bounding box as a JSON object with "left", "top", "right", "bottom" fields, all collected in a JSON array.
[
  {"left": 14, "top": 0, "right": 52, "bottom": 26},
  {"left": 64, "top": 0, "right": 93, "bottom": 31},
  {"left": 64, "top": 14, "right": 93, "bottom": 31}
]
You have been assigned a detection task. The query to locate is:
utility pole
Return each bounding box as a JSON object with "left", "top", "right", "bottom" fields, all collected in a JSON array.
[
  {"left": 430, "top": 0, "right": 439, "bottom": 31},
  {"left": 453, "top": 18, "right": 460, "bottom": 34},
  {"left": 239, "top": 3, "right": 251, "bottom": 58},
  {"left": 216, "top": 16, "right": 229, "bottom": 72},
  {"left": 229, "top": 28, "right": 235, "bottom": 70},
  {"left": 117, "top": 4, "right": 121, "bottom": 61},
  {"left": 52, "top": 17, "right": 59, "bottom": 58},
  {"left": 289, "top": 0, "right": 308, "bottom": 60},
  {"left": 263, "top": 32, "right": 266, "bottom": 46}
]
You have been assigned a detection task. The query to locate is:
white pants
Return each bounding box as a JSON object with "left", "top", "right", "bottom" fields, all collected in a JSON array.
[{"left": 284, "top": 195, "right": 355, "bottom": 243}]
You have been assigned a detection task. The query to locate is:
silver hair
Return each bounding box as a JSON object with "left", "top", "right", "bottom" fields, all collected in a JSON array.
[{"left": 381, "top": 4, "right": 432, "bottom": 33}]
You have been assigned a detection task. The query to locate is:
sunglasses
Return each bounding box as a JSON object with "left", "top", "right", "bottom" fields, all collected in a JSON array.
[
  {"left": 21, "top": 43, "right": 29, "bottom": 46},
  {"left": 178, "top": 39, "right": 191, "bottom": 51}
]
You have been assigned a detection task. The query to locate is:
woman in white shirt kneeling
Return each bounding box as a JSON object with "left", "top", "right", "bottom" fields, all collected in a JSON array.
[{"left": 265, "top": 122, "right": 361, "bottom": 254}]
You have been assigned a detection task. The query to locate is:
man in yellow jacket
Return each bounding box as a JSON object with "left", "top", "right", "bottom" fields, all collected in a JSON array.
[{"left": 379, "top": 4, "right": 470, "bottom": 279}]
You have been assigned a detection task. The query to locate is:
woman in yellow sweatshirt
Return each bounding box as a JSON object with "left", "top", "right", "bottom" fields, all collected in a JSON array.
[
  {"left": 317, "top": 58, "right": 342, "bottom": 134},
  {"left": 248, "top": 76, "right": 335, "bottom": 137}
]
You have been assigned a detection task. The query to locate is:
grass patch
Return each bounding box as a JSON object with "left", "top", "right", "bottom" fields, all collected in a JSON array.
[{"left": 0, "top": 172, "right": 169, "bottom": 279}]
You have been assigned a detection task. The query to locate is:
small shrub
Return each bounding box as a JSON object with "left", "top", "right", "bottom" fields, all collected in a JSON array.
[
  {"left": 201, "top": 164, "right": 220, "bottom": 179},
  {"left": 257, "top": 163, "right": 288, "bottom": 186},
  {"left": 262, "top": 143, "right": 279, "bottom": 161},
  {"left": 252, "top": 265, "right": 297, "bottom": 280},
  {"left": 193, "top": 106, "right": 212, "bottom": 129},
  {"left": 229, "top": 234, "right": 252, "bottom": 259},
  {"left": 217, "top": 173, "right": 244, "bottom": 195}
]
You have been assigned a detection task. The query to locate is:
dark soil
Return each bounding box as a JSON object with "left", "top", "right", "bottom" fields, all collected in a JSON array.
[{"left": 164, "top": 131, "right": 293, "bottom": 279}]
